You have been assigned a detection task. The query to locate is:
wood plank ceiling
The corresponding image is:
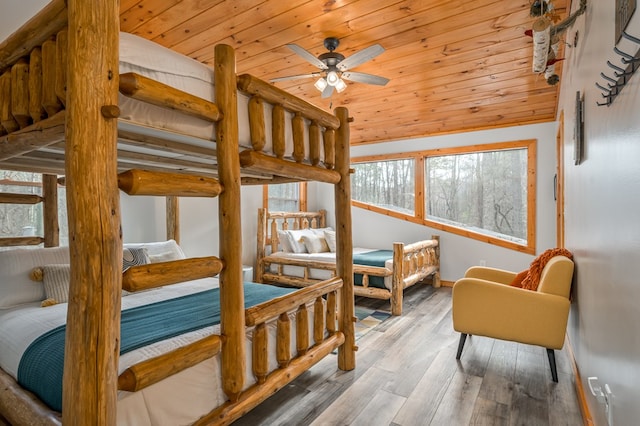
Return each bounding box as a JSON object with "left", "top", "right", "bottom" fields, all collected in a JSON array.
[{"left": 120, "top": 0, "right": 569, "bottom": 145}]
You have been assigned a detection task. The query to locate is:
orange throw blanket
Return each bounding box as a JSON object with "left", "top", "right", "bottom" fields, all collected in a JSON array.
[{"left": 511, "top": 248, "right": 573, "bottom": 291}]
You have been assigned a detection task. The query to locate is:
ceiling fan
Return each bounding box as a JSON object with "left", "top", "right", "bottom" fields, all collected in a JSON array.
[{"left": 271, "top": 37, "right": 389, "bottom": 98}]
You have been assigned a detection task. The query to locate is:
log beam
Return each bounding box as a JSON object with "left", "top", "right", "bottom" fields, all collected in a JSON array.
[
  {"left": 122, "top": 257, "right": 223, "bottom": 292},
  {"left": 239, "top": 150, "right": 340, "bottom": 184},
  {"left": 119, "top": 72, "right": 221, "bottom": 123},
  {"left": 117, "top": 169, "right": 222, "bottom": 197}
]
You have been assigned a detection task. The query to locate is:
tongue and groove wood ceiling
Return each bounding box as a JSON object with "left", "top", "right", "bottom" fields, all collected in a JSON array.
[{"left": 120, "top": 0, "right": 569, "bottom": 145}]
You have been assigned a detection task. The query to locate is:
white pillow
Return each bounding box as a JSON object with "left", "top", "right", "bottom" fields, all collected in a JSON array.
[
  {"left": 0, "top": 246, "right": 70, "bottom": 309},
  {"left": 324, "top": 230, "right": 337, "bottom": 253},
  {"left": 301, "top": 234, "right": 330, "bottom": 254},
  {"left": 286, "top": 229, "right": 317, "bottom": 254},
  {"left": 124, "top": 240, "right": 186, "bottom": 261},
  {"left": 122, "top": 247, "right": 150, "bottom": 272},
  {"left": 276, "top": 230, "right": 294, "bottom": 253}
]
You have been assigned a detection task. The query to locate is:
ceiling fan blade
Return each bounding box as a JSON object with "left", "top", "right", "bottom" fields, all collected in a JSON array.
[
  {"left": 341, "top": 71, "right": 389, "bottom": 86},
  {"left": 270, "top": 72, "right": 322, "bottom": 83},
  {"left": 286, "top": 44, "right": 328, "bottom": 70},
  {"left": 336, "top": 44, "right": 385, "bottom": 71},
  {"left": 321, "top": 85, "right": 335, "bottom": 98}
]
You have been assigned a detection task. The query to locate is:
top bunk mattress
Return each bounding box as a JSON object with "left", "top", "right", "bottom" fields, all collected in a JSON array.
[{"left": 118, "top": 32, "right": 313, "bottom": 158}]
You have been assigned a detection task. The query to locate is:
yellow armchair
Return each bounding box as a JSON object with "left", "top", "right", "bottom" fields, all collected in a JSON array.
[{"left": 452, "top": 255, "right": 574, "bottom": 382}]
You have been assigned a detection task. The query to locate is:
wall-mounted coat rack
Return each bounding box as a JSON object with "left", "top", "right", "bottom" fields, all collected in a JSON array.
[{"left": 595, "top": 31, "right": 640, "bottom": 106}]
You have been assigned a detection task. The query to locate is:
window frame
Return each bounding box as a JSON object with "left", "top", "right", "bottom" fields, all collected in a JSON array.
[
  {"left": 351, "top": 139, "right": 536, "bottom": 254},
  {"left": 262, "top": 181, "right": 307, "bottom": 212}
]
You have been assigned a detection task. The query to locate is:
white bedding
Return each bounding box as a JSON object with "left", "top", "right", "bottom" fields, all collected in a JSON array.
[
  {"left": 0, "top": 278, "right": 318, "bottom": 425},
  {"left": 268, "top": 248, "right": 393, "bottom": 290},
  {"left": 117, "top": 32, "right": 316, "bottom": 161}
]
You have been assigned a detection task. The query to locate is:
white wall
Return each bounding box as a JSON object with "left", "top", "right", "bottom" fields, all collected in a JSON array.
[
  {"left": 317, "top": 122, "right": 558, "bottom": 282},
  {"left": 556, "top": 1, "right": 640, "bottom": 424}
]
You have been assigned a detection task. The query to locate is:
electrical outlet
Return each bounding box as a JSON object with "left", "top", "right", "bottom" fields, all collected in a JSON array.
[
  {"left": 479, "top": 259, "right": 486, "bottom": 266},
  {"left": 588, "top": 377, "right": 613, "bottom": 426}
]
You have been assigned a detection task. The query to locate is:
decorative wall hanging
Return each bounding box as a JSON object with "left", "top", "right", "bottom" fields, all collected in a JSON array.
[{"left": 526, "top": 0, "right": 587, "bottom": 86}]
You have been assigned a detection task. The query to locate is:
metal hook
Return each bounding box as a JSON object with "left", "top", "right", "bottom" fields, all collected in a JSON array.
[
  {"left": 622, "top": 31, "right": 640, "bottom": 45},
  {"left": 600, "top": 72, "right": 620, "bottom": 86},
  {"left": 596, "top": 100, "right": 610, "bottom": 107},
  {"left": 595, "top": 82, "right": 611, "bottom": 95},
  {"left": 613, "top": 46, "right": 640, "bottom": 64}
]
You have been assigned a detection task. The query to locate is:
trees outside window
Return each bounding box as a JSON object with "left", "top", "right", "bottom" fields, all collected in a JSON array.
[{"left": 351, "top": 140, "right": 536, "bottom": 253}]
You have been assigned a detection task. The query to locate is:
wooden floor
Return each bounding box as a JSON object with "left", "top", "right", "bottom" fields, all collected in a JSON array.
[{"left": 233, "top": 284, "right": 584, "bottom": 426}]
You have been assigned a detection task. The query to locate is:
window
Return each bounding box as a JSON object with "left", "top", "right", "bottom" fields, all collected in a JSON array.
[
  {"left": 352, "top": 159, "right": 414, "bottom": 214},
  {"left": 351, "top": 140, "right": 536, "bottom": 253},
  {"left": 264, "top": 182, "right": 307, "bottom": 212},
  {"left": 0, "top": 171, "right": 68, "bottom": 246}
]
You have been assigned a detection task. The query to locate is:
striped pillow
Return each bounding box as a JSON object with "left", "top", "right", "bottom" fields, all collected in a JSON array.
[
  {"left": 122, "top": 247, "right": 150, "bottom": 272},
  {"left": 41, "top": 264, "right": 71, "bottom": 304}
]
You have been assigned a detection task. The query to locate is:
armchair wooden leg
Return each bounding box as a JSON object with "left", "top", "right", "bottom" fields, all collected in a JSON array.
[
  {"left": 546, "top": 348, "right": 558, "bottom": 382},
  {"left": 456, "top": 333, "right": 467, "bottom": 359}
]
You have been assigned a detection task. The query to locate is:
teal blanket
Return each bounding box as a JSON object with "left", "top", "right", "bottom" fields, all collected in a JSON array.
[
  {"left": 17, "top": 282, "right": 293, "bottom": 412},
  {"left": 353, "top": 250, "right": 393, "bottom": 289}
]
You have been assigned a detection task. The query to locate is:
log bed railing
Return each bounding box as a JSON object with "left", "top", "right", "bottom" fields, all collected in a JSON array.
[{"left": 0, "top": 1, "right": 355, "bottom": 425}]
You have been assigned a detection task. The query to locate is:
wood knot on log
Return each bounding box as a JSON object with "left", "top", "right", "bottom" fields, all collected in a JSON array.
[{"left": 101, "top": 105, "right": 120, "bottom": 118}]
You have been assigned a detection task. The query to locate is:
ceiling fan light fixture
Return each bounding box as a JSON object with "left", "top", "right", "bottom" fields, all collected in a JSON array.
[
  {"left": 335, "top": 78, "right": 347, "bottom": 93},
  {"left": 314, "top": 77, "right": 328, "bottom": 92},
  {"left": 326, "top": 70, "right": 340, "bottom": 86}
]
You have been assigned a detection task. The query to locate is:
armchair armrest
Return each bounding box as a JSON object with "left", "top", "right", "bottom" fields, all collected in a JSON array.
[
  {"left": 463, "top": 266, "right": 517, "bottom": 285},
  {"left": 452, "top": 278, "right": 570, "bottom": 349}
]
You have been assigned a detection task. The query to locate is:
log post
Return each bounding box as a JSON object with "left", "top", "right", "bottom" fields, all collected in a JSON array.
[
  {"left": 0, "top": 71, "right": 19, "bottom": 134},
  {"left": 326, "top": 291, "right": 337, "bottom": 334},
  {"left": 272, "top": 104, "right": 285, "bottom": 159},
  {"left": 55, "top": 29, "right": 67, "bottom": 106},
  {"left": 166, "top": 196, "right": 179, "bottom": 243},
  {"left": 333, "top": 107, "right": 355, "bottom": 370},
  {"left": 292, "top": 113, "right": 305, "bottom": 163},
  {"left": 276, "top": 312, "right": 291, "bottom": 368},
  {"left": 43, "top": 174, "right": 59, "bottom": 247},
  {"left": 248, "top": 95, "right": 265, "bottom": 151},
  {"left": 11, "top": 58, "right": 30, "bottom": 129},
  {"left": 215, "top": 44, "right": 245, "bottom": 402},
  {"left": 313, "top": 296, "right": 324, "bottom": 344},
  {"left": 252, "top": 323, "right": 268, "bottom": 384},
  {"left": 29, "top": 47, "right": 47, "bottom": 123},
  {"left": 62, "top": 0, "right": 121, "bottom": 424},
  {"left": 391, "top": 242, "right": 404, "bottom": 316},
  {"left": 42, "top": 36, "right": 62, "bottom": 117},
  {"left": 309, "top": 122, "right": 321, "bottom": 166},
  {"left": 256, "top": 208, "right": 266, "bottom": 283},
  {"left": 323, "top": 128, "right": 335, "bottom": 170},
  {"left": 296, "top": 304, "right": 309, "bottom": 356}
]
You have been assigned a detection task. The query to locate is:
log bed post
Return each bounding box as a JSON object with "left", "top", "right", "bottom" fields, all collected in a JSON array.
[
  {"left": 334, "top": 106, "right": 355, "bottom": 370},
  {"left": 214, "top": 44, "right": 245, "bottom": 402},
  {"left": 62, "top": 0, "right": 121, "bottom": 424}
]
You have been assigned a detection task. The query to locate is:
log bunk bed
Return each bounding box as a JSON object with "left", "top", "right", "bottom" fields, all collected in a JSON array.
[
  {"left": 0, "top": 1, "right": 356, "bottom": 425},
  {"left": 256, "top": 209, "right": 440, "bottom": 316}
]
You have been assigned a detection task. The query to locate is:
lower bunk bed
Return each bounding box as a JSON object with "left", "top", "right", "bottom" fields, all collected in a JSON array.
[
  {"left": 0, "top": 241, "right": 344, "bottom": 425},
  {"left": 256, "top": 209, "right": 440, "bottom": 316}
]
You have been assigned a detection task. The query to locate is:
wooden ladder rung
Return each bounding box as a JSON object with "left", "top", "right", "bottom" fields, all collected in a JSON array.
[
  {"left": 118, "top": 335, "right": 222, "bottom": 392},
  {"left": 0, "top": 192, "right": 43, "bottom": 204},
  {"left": 122, "top": 256, "right": 224, "bottom": 292},
  {"left": 117, "top": 169, "right": 222, "bottom": 197}
]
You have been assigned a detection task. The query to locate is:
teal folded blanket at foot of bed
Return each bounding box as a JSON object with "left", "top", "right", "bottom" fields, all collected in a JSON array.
[
  {"left": 353, "top": 250, "right": 393, "bottom": 289},
  {"left": 17, "top": 282, "right": 293, "bottom": 412}
]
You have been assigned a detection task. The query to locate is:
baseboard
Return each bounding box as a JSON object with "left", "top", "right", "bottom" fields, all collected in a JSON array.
[
  {"left": 565, "top": 334, "right": 595, "bottom": 426},
  {"left": 441, "top": 280, "right": 454, "bottom": 287}
]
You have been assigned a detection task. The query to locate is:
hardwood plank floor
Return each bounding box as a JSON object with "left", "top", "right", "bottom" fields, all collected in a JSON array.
[{"left": 233, "top": 285, "right": 583, "bottom": 426}]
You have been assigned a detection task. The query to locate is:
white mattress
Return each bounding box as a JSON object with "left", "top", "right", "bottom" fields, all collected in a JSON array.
[
  {"left": 117, "top": 32, "right": 318, "bottom": 161},
  {"left": 268, "top": 248, "right": 393, "bottom": 290},
  {"left": 0, "top": 278, "right": 320, "bottom": 425}
]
